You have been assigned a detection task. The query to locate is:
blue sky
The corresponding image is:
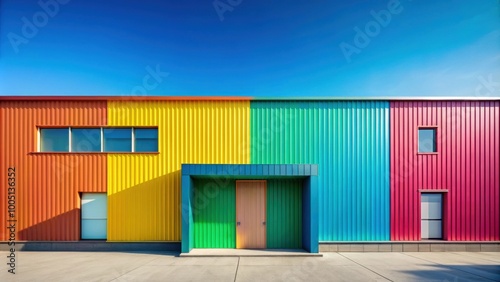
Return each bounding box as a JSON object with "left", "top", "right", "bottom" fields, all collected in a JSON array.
[{"left": 0, "top": 0, "right": 498, "bottom": 97}]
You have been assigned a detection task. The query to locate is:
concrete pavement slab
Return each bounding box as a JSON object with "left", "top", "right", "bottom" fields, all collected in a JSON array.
[
  {"left": 143, "top": 255, "right": 178, "bottom": 266},
  {"left": 2, "top": 252, "right": 168, "bottom": 282},
  {"left": 353, "top": 263, "right": 492, "bottom": 282},
  {"left": 405, "top": 252, "right": 500, "bottom": 281},
  {"left": 458, "top": 252, "right": 500, "bottom": 263},
  {"left": 235, "top": 265, "right": 389, "bottom": 282},
  {"left": 405, "top": 252, "right": 500, "bottom": 265},
  {"left": 172, "top": 257, "right": 239, "bottom": 266},
  {"left": 340, "top": 252, "right": 427, "bottom": 266},
  {"left": 240, "top": 256, "right": 323, "bottom": 266},
  {"left": 1, "top": 251, "right": 498, "bottom": 282},
  {"left": 342, "top": 252, "right": 498, "bottom": 282},
  {"left": 239, "top": 253, "right": 357, "bottom": 266},
  {"left": 115, "top": 265, "right": 237, "bottom": 282}
]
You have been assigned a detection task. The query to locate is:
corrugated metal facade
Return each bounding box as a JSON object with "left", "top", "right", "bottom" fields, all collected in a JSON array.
[
  {"left": 390, "top": 101, "right": 500, "bottom": 241},
  {"left": 0, "top": 101, "right": 107, "bottom": 241},
  {"left": 193, "top": 179, "right": 236, "bottom": 248},
  {"left": 1, "top": 97, "right": 498, "bottom": 245},
  {"left": 267, "top": 179, "right": 302, "bottom": 248},
  {"left": 107, "top": 101, "right": 250, "bottom": 241},
  {"left": 251, "top": 101, "right": 390, "bottom": 241}
]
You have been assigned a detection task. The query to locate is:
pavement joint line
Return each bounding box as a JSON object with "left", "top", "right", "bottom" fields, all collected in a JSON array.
[
  {"left": 337, "top": 253, "right": 393, "bottom": 282},
  {"left": 455, "top": 252, "right": 500, "bottom": 263},
  {"left": 107, "top": 255, "right": 165, "bottom": 281},
  {"left": 233, "top": 257, "right": 240, "bottom": 282},
  {"left": 402, "top": 252, "right": 498, "bottom": 282}
]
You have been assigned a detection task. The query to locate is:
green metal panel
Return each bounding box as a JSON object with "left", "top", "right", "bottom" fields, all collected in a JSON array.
[
  {"left": 267, "top": 179, "right": 302, "bottom": 248},
  {"left": 193, "top": 179, "right": 236, "bottom": 248}
]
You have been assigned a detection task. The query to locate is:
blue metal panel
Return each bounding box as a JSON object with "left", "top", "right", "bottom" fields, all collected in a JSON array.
[
  {"left": 251, "top": 101, "right": 390, "bottom": 241},
  {"left": 299, "top": 165, "right": 304, "bottom": 175},
  {"left": 182, "top": 164, "right": 190, "bottom": 175},
  {"left": 305, "top": 165, "right": 310, "bottom": 175},
  {"left": 309, "top": 175, "right": 319, "bottom": 252},
  {"left": 183, "top": 164, "right": 319, "bottom": 177},
  {"left": 263, "top": 164, "right": 269, "bottom": 175},
  {"left": 180, "top": 163, "right": 319, "bottom": 252},
  {"left": 257, "top": 165, "right": 263, "bottom": 175},
  {"left": 302, "top": 176, "right": 311, "bottom": 251},
  {"left": 181, "top": 175, "right": 194, "bottom": 253},
  {"left": 311, "top": 165, "right": 318, "bottom": 176},
  {"left": 251, "top": 165, "right": 257, "bottom": 175}
]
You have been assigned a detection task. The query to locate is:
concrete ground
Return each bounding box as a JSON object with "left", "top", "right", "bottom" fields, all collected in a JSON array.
[{"left": 1, "top": 251, "right": 499, "bottom": 282}]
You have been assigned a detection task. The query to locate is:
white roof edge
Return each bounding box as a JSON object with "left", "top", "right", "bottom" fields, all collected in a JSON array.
[{"left": 253, "top": 96, "right": 500, "bottom": 101}]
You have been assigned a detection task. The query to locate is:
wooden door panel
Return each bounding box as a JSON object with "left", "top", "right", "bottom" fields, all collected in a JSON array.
[{"left": 236, "top": 181, "right": 266, "bottom": 249}]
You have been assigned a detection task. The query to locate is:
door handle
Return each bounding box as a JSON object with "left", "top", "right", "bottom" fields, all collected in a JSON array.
[
  {"left": 262, "top": 221, "right": 266, "bottom": 225},
  {"left": 237, "top": 221, "right": 241, "bottom": 226}
]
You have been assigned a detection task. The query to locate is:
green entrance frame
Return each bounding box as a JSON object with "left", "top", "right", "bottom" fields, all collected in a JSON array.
[{"left": 181, "top": 164, "right": 319, "bottom": 253}]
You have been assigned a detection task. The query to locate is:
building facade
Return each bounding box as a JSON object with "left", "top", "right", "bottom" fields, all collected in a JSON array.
[{"left": 1, "top": 97, "right": 498, "bottom": 253}]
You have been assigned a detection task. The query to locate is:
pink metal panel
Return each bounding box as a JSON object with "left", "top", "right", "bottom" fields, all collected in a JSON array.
[{"left": 391, "top": 101, "right": 500, "bottom": 241}]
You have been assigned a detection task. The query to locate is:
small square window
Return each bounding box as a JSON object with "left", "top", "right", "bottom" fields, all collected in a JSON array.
[
  {"left": 40, "top": 128, "right": 69, "bottom": 152},
  {"left": 72, "top": 128, "right": 101, "bottom": 152},
  {"left": 103, "top": 128, "right": 132, "bottom": 152},
  {"left": 134, "top": 128, "right": 158, "bottom": 152},
  {"left": 418, "top": 128, "right": 437, "bottom": 153}
]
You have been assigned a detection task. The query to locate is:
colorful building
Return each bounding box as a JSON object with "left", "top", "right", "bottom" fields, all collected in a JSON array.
[{"left": 1, "top": 97, "right": 499, "bottom": 253}]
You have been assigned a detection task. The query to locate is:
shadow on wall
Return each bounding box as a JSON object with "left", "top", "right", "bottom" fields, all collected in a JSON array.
[
  {"left": 400, "top": 264, "right": 500, "bottom": 281},
  {"left": 14, "top": 170, "right": 182, "bottom": 242},
  {"left": 107, "top": 170, "right": 181, "bottom": 241},
  {"left": 18, "top": 209, "right": 81, "bottom": 241}
]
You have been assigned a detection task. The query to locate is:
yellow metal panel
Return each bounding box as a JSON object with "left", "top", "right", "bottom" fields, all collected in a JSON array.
[{"left": 107, "top": 101, "right": 250, "bottom": 241}]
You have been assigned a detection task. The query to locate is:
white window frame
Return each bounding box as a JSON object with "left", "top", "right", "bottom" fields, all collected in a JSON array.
[
  {"left": 37, "top": 127, "right": 41, "bottom": 152},
  {"left": 100, "top": 127, "right": 104, "bottom": 152},
  {"left": 68, "top": 127, "right": 72, "bottom": 152},
  {"left": 131, "top": 128, "right": 136, "bottom": 153}
]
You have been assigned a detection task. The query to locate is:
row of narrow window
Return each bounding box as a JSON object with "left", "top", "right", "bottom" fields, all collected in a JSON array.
[
  {"left": 40, "top": 127, "right": 158, "bottom": 153},
  {"left": 40, "top": 127, "right": 435, "bottom": 154}
]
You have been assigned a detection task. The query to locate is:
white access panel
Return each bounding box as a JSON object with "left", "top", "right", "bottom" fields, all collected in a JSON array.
[
  {"left": 81, "top": 193, "right": 107, "bottom": 239},
  {"left": 421, "top": 193, "right": 442, "bottom": 239},
  {"left": 421, "top": 220, "right": 442, "bottom": 239},
  {"left": 421, "top": 194, "right": 442, "bottom": 219}
]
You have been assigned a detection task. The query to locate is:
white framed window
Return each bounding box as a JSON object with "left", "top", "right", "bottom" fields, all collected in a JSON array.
[{"left": 418, "top": 127, "right": 437, "bottom": 153}]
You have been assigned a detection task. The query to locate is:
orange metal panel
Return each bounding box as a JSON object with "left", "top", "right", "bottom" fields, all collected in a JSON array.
[
  {"left": 236, "top": 181, "right": 266, "bottom": 249},
  {"left": 0, "top": 101, "right": 107, "bottom": 241}
]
